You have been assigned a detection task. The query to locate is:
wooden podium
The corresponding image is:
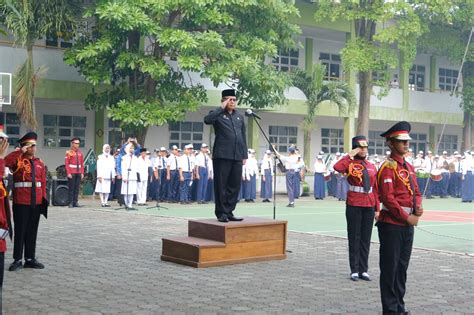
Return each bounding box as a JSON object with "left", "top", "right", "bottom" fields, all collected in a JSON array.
[{"left": 161, "top": 217, "right": 287, "bottom": 268}]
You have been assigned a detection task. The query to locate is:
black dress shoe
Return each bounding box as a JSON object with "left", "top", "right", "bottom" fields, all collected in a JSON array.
[
  {"left": 286, "top": 203, "right": 295, "bottom": 208},
  {"left": 9, "top": 260, "right": 23, "bottom": 271},
  {"left": 24, "top": 259, "right": 45, "bottom": 269},
  {"left": 228, "top": 215, "right": 243, "bottom": 221},
  {"left": 217, "top": 215, "right": 229, "bottom": 223},
  {"left": 73, "top": 203, "right": 82, "bottom": 208}
]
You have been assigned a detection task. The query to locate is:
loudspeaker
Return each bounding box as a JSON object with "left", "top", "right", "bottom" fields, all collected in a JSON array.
[{"left": 52, "top": 179, "right": 69, "bottom": 206}]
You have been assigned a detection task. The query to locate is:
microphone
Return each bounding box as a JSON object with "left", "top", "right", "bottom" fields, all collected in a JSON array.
[{"left": 245, "top": 109, "right": 262, "bottom": 120}]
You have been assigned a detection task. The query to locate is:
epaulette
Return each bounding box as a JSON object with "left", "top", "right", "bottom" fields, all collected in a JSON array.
[{"left": 381, "top": 158, "right": 397, "bottom": 170}]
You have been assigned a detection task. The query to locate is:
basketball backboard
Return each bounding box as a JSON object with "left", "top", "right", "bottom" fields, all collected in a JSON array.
[{"left": 0, "top": 72, "right": 12, "bottom": 105}]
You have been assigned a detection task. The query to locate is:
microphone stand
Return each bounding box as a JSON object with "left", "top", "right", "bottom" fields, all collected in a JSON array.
[
  {"left": 247, "top": 114, "right": 284, "bottom": 220},
  {"left": 147, "top": 168, "right": 169, "bottom": 210}
]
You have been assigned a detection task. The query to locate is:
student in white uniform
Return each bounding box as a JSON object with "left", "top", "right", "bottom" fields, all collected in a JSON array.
[
  {"left": 95, "top": 144, "right": 116, "bottom": 207},
  {"left": 313, "top": 155, "right": 327, "bottom": 200},
  {"left": 275, "top": 147, "right": 300, "bottom": 207},
  {"left": 121, "top": 143, "right": 140, "bottom": 210},
  {"left": 260, "top": 150, "right": 274, "bottom": 202},
  {"left": 137, "top": 148, "right": 151, "bottom": 205}
]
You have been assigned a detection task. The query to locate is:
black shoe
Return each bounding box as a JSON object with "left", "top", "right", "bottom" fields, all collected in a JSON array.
[
  {"left": 350, "top": 273, "right": 359, "bottom": 281},
  {"left": 359, "top": 272, "right": 371, "bottom": 281},
  {"left": 9, "top": 260, "right": 23, "bottom": 271},
  {"left": 286, "top": 203, "right": 295, "bottom": 208},
  {"left": 217, "top": 215, "right": 229, "bottom": 223},
  {"left": 127, "top": 207, "right": 138, "bottom": 211},
  {"left": 24, "top": 259, "right": 44, "bottom": 269},
  {"left": 68, "top": 204, "right": 74, "bottom": 208},
  {"left": 228, "top": 215, "right": 244, "bottom": 221},
  {"left": 73, "top": 203, "right": 81, "bottom": 208}
]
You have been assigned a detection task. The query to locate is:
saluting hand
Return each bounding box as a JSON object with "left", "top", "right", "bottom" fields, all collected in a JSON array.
[
  {"left": 0, "top": 138, "right": 8, "bottom": 158},
  {"left": 349, "top": 147, "right": 361, "bottom": 159},
  {"left": 221, "top": 98, "right": 230, "bottom": 110}
]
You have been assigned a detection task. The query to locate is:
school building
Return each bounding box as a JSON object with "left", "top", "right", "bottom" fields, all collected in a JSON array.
[{"left": 0, "top": 0, "right": 467, "bottom": 171}]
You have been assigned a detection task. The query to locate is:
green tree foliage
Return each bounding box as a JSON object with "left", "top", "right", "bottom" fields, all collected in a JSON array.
[
  {"left": 417, "top": 1, "right": 474, "bottom": 150},
  {"left": 314, "top": 0, "right": 452, "bottom": 137},
  {"left": 292, "top": 64, "right": 355, "bottom": 163},
  {"left": 65, "top": 0, "right": 300, "bottom": 142},
  {"left": 0, "top": 0, "right": 79, "bottom": 129}
]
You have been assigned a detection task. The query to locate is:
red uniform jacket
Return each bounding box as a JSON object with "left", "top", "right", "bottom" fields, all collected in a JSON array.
[
  {"left": 377, "top": 153, "right": 422, "bottom": 226},
  {"left": 4, "top": 150, "right": 47, "bottom": 206},
  {"left": 0, "top": 159, "right": 10, "bottom": 252},
  {"left": 65, "top": 149, "right": 84, "bottom": 175},
  {"left": 334, "top": 155, "right": 380, "bottom": 211}
]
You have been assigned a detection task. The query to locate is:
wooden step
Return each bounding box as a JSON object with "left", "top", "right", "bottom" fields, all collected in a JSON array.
[
  {"left": 188, "top": 217, "right": 287, "bottom": 244},
  {"left": 161, "top": 217, "right": 287, "bottom": 268}
]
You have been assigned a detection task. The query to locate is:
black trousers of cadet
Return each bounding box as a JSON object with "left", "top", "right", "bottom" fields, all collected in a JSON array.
[
  {"left": 377, "top": 222, "right": 414, "bottom": 314},
  {"left": 346, "top": 205, "right": 375, "bottom": 274},
  {"left": 12, "top": 204, "right": 41, "bottom": 262},
  {"left": 68, "top": 174, "right": 81, "bottom": 205},
  {"left": 213, "top": 158, "right": 242, "bottom": 218},
  {"left": 0, "top": 252, "right": 4, "bottom": 287}
]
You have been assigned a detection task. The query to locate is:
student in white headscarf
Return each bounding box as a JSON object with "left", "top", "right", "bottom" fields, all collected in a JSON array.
[{"left": 95, "top": 144, "right": 116, "bottom": 207}]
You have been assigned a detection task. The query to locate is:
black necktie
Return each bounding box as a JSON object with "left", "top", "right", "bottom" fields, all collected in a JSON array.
[
  {"left": 361, "top": 160, "right": 371, "bottom": 193},
  {"left": 76, "top": 152, "right": 79, "bottom": 171},
  {"left": 187, "top": 156, "right": 190, "bottom": 172},
  {"left": 30, "top": 159, "right": 36, "bottom": 208},
  {"left": 458, "top": 162, "right": 461, "bottom": 173}
]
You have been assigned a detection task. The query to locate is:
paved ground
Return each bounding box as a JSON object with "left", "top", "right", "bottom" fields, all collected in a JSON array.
[{"left": 2, "top": 203, "right": 474, "bottom": 314}]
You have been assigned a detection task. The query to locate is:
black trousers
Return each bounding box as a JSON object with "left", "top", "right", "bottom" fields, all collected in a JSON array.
[
  {"left": 68, "top": 174, "right": 81, "bottom": 205},
  {"left": 12, "top": 204, "right": 41, "bottom": 262},
  {"left": 346, "top": 205, "right": 374, "bottom": 274},
  {"left": 377, "top": 222, "right": 414, "bottom": 314},
  {"left": 213, "top": 158, "right": 242, "bottom": 218},
  {"left": 115, "top": 178, "right": 125, "bottom": 205},
  {"left": 0, "top": 252, "right": 4, "bottom": 287}
]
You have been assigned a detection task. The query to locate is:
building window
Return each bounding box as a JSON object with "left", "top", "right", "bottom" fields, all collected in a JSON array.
[
  {"left": 269, "top": 126, "right": 298, "bottom": 152},
  {"left": 409, "top": 65, "right": 425, "bottom": 91},
  {"left": 169, "top": 121, "right": 204, "bottom": 149},
  {"left": 43, "top": 115, "right": 86, "bottom": 148},
  {"left": 368, "top": 131, "right": 388, "bottom": 155},
  {"left": 321, "top": 128, "right": 344, "bottom": 153},
  {"left": 437, "top": 134, "right": 458, "bottom": 154},
  {"left": 0, "top": 112, "right": 21, "bottom": 146},
  {"left": 272, "top": 49, "right": 299, "bottom": 72},
  {"left": 439, "top": 68, "right": 459, "bottom": 91},
  {"left": 108, "top": 119, "right": 123, "bottom": 151},
  {"left": 45, "top": 32, "right": 73, "bottom": 48},
  {"left": 319, "top": 53, "right": 342, "bottom": 80},
  {"left": 408, "top": 133, "right": 427, "bottom": 155}
]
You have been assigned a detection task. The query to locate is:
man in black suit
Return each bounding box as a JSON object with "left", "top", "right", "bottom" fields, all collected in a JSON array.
[{"left": 204, "top": 89, "right": 248, "bottom": 222}]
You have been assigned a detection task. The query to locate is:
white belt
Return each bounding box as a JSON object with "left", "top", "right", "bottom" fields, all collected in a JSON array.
[
  {"left": 14, "top": 182, "right": 42, "bottom": 188},
  {"left": 69, "top": 164, "right": 82, "bottom": 168},
  {"left": 349, "top": 185, "right": 372, "bottom": 193},
  {"left": 381, "top": 204, "right": 411, "bottom": 215}
]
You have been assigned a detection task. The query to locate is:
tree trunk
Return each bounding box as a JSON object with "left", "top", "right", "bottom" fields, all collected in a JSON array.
[
  {"left": 461, "top": 61, "right": 474, "bottom": 151},
  {"left": 356, "top": 71, "right": 371, "bottom": 137},
  {"left": 303, "top": 128, "right": 311, "bottom": 167},
  {"left": 462, "top": 112, "right": 472, "bottom": 151}
]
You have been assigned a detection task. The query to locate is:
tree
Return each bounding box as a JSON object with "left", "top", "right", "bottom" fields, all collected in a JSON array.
[
  {"left": 314, "top": 0, "right": 452, "bottom": 137},
  {"left": 417, "top": 1, "right": 474, "bottom": 151},
  {"left": 64, "top": 0, "right": 300, "bottom": 144},
  {"left": 0, "top": 0, "right": 79, "bottom": 129},
  {"left": 292, "top": 64, "right": 355, "bottom": 164}
]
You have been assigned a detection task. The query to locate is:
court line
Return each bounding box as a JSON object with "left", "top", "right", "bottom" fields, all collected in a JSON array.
[{"left": 305, "top": 222, "right": 474, "bottom": 234}]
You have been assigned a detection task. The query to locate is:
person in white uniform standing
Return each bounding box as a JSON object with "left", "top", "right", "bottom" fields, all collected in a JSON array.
[
  {"left": 95, "top": 144, "right": 115, "bottom": 207},
  {"left": 137, "top": 148, "right": 151, "bottom": 206},
  {"left": 121, "top": 143, "right": 139, "bottom": 210}
]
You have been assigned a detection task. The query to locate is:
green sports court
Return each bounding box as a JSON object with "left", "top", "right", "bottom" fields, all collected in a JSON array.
[{"left": 130, "top": 196, "right": 474, "bottom": 255}]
